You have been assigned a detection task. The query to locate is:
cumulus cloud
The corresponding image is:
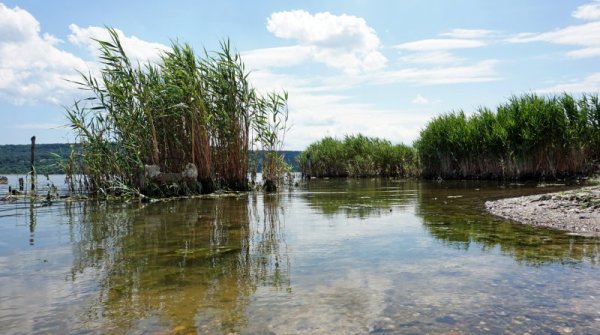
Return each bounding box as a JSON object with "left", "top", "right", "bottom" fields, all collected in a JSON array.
[
  {"left": 0, "top": 3, "right": 88, "bottom": 105},
  {"left": 264, "top": 10, "right": 386, "bottom": 73},
  {"left": 572, "top": 1, "right": 600, "bottom": 20},
  {"left": 0, "top": 4, "right": 173, "bottom": 106},
  {"left": 68, "top": 24, "right": 170, "bottom": 64}
]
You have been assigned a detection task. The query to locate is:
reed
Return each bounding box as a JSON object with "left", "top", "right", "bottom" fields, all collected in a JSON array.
[
  {"left": 415, "top": 93, "right": 600, "bottom": 179},
  {"left": 66, "top": 28, "right": 289, "bottom": 196},
  {"left": 297, "top": 134, "right": 418, "bottom": 178}
]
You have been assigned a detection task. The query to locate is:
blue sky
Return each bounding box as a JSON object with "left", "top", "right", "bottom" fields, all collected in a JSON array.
[{"left": 0, "top": 1, "right": 599, "bottom": 149}]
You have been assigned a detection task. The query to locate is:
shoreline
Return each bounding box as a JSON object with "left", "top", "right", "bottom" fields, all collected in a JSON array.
[{"left": 485, "top": 186, "right": 600, "bottom": 235}]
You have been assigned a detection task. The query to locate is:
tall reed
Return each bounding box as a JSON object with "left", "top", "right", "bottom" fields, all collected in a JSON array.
[
  {"left": 67, "top": 28, "right": 288, "bottom": 196},
  {"left": 415, "top": 93, "right": 600, "bottom": 179},
  {"left": 297, "top": 134, "right": 418, "bottom": 178}
]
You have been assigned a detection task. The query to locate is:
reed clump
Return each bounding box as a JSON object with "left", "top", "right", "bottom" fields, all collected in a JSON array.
[
  {"left": 67, "top": 28, "right": 288, "bottom": 197},
  {"left": 297, "top": 134, "right": 418, "bottom": 178},
  {"left": 415, "top": 93, "right": 600, "bottom": 179}
]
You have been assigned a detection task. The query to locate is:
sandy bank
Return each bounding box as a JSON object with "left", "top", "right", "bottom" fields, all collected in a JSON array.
[{"left": 485, "top": 186, "right": 600, "bottom": 235}]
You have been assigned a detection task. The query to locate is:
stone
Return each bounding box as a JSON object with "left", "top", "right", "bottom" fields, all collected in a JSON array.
[
  {"left": 144, "top": 164, "right": 161, "bottom": 179},
  {"left": 182, "top": 163, "right": 198, "bottom": 181}
]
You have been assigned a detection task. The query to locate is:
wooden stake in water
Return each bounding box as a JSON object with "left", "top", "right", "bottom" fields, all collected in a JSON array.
[{"left": 31, "top": 136, "right": 36, "bottom": 192}]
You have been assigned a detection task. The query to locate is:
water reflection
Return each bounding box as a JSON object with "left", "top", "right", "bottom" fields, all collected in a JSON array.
[
  {"left": 301, "top": 178, "right": 417, "bottom": 218},
  {"left": 29, "top": 201, "right": 36, "bottom": 245},
  {"left": 416, "top": 180, "right": 600, "bottom": 265},
  {"left": 66, "top": 195, "right": 289, "bottom": 334},
  {"left": 3, "top": 180, "right": 600, "bottom": 334},
  {"left": 249, "top": 193, "right": 291, "bottom": 291},
  {"left": 301, "top": 179, "right": 600, "bottom": 266}
]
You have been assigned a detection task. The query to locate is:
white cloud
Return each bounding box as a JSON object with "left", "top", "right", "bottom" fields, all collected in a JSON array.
[
  {"left": 393, "top": 28, "right": 496, "bottom": 85},
  {"left": 537, "top": 72, "right": 600, "bottom": 93},
  {"left": 68, "top": 24, "right": 170, "bottom": 65},
  {"left": 440, "top": 29, "right": 496, "bottom": 39},
  {"left": 0, "top": 5, "right": 174, "bottom": 107},
  {"left": 0, "top": 3, "right": 88, "bottom": 105},
  {"left": 508, "top": 22, "right": 600, "bottom": 46},
  {"left": 566, "top": 46, "right": 600, "bottom": 58},
  {"left": 376, "top": 60, "right": 500, "bottom": 85},
  {"left": 507, "top": 21, "right": 600, "bottom": 59},
  {"left": 265, "top": 10, "right": 386, "bottom": 74},
  {"left": 242, "top": 45, "right": 314, "bottom": 70},
  {"left": 395, "top": 38, "right": 486, "bottom": 51},
  {"left": 284, "top": 91, "right": 433, "bottom": 149},
  {"left": 246, "top": 68, "right": 438, "bottom": 149},
  {"left": 411, "top": 94, "right": 429, "bottom": 105},
  {"left": 573, "top": 1, "right": 600, "bottom": 20},
  {"left": 398, "top": 51, "right": 464, "bottom": 65}
]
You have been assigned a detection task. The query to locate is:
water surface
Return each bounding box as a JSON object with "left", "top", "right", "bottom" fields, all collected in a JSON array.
[{"left": 1, "top": 179, "right": 599, "bottom": 334}]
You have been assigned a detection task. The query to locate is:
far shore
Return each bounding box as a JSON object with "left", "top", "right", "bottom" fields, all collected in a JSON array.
[{"left": 486, "top": 185, "right": 600, "bottom": 235}]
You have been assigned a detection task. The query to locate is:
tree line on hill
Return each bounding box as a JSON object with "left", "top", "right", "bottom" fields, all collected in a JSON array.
[
  {"left": 0, "top": 143, "right": 300, "bottom": 176},
  {"left": 0, "top": 143, "right": 75, "bottom": 175}
]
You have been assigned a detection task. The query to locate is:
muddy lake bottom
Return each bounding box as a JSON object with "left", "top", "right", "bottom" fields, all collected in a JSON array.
[{"left": 1, "top": 178, "right": 600, "bottom": 334}]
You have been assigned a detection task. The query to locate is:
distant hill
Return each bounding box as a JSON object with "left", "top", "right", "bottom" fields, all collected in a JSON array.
[
  {"left": 0, "top": 143, "right": 300, "bottom": 174},
  {"left": 0, "top": 143, "right": 76, "bottom": 175}
]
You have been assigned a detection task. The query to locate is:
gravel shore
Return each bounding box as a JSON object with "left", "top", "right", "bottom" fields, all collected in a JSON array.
[{"left": 485, "top": 186, "right": 600, "bottom": 235}]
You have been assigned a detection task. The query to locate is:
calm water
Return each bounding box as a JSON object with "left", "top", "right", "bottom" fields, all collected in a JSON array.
[{"left": 1, "top": 178, "right": 600, "bottom": 334}]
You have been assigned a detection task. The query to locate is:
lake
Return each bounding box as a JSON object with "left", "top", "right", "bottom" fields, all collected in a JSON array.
[{"left": 1, "top": 178, "right": 599, "bottom": 334}]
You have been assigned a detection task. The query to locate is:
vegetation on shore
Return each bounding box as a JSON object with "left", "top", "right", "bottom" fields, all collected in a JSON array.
[
  {"left": 297, "top": 134, "right": 418, "bottom": 178},
  {"left": 415, "top": 93, "right": 600, "bottom": 179},
  {"left": 299, "top": 93, "right": 600, "bottom": 181},
  {"left": 66, "top": 28, "right": 289, "bottom": 197}
]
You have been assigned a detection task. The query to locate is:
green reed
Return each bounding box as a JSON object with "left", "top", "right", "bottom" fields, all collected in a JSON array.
[
  {"left": 415, "top": 93, "right": 600, "bottom": 179},
  {"left": 66, "top": 28, "right": 289, "bottom": 196},
  {"left": 297, "top": 134, "right": 418, "bottom": 178}
]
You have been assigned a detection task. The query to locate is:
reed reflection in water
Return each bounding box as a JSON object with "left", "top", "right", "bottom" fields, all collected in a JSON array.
[{"left": 2, "top": 180, "right": 600, "bottom": 334}]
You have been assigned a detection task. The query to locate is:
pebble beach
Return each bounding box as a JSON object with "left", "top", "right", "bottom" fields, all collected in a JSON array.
[{"left": 486, "top": 186, "right": 600, "bottom": 235}]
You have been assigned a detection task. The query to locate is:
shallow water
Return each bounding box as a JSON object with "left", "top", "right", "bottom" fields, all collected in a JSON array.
[{"left": 1, "top": 178, "right": 600, "bottom": 334}]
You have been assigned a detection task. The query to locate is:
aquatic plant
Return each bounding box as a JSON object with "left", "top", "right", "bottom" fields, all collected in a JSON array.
[
  {"left": 66, "top": 28, "right": 289, "bottom": 196},
  {"left": 297, "top": 134, "right": 418, "bottom": 178},
  {"left": 415, "top": 93, "right": 600, "bottom": 179}
]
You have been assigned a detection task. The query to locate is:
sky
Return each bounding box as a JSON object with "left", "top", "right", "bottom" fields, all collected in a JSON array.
[{"left": 0, "top": 0, "right": 599, "bottom": 149}]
